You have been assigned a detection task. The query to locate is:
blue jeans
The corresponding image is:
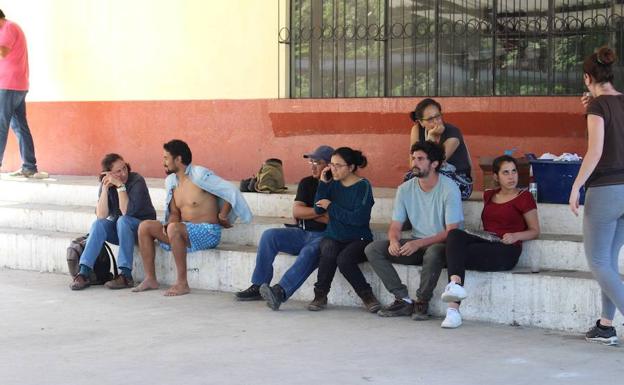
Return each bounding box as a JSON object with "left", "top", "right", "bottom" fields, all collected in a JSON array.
[
  {"left": 0, "top": 90, "right": 37, "bottom": 171},
  {"left": 251, "top": 227, "right": 323, "bottom": 300},
  {"left": 79, "top": 216, "right": 142, "bottom": 271}
]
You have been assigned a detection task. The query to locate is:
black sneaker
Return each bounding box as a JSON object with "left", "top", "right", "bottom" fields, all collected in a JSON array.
[
  {"left": 585, "top": 320, "right": 618, "bottom": 346},
  {"left": 378, "top": 299, "right": 414, "bottom": 317},
  {"left": 411, "top": 300, "right": 430, "bottom": 321},
  {"left": 235, "top": 284, "right": 262, "bottom": 301},
  {"left": 260, "top": 283, "right": 286, "bottom": 311}
]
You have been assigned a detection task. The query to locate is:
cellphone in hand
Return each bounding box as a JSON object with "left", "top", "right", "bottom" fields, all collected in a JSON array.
[{"left": 325, "top": 169, "right": 333, "bottom": 180}]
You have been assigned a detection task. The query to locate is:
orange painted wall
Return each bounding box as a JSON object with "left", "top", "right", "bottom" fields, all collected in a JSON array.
[{"left": 2, "top": 97, "right": 587, "bottom": 189}]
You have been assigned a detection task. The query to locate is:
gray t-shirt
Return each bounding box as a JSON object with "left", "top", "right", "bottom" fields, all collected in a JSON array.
[
  {"left": 392, "top": 174, "right": 464, "bottom": 239},
  {"left": 99, "top": 172, "right": 156, "bottom": 221}
]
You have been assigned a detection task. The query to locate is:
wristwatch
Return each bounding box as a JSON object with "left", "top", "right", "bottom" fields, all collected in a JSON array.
[{"left": 117, "top": 184, "right": 127, "bottom": 192}]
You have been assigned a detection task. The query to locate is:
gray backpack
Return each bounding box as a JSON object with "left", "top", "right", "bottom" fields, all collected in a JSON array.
[{"left": 66, "top": 234, "right": 117, "bottom": 284}]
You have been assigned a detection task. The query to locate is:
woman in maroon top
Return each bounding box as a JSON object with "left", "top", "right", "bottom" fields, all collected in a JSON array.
[{"left": 439, "top": 155, "right": 540, "bottom": 328}]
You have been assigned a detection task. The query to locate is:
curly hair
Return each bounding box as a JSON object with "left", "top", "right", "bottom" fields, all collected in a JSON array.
[{"left": 410, "top": 140, "right": 445, "bottom": 172}]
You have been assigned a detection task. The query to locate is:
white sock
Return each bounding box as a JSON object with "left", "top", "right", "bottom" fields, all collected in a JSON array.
[{"left": 402, "top": 297, "right": 413, "bottom": 304}]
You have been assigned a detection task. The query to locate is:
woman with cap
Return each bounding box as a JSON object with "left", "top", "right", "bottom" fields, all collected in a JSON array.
[
  {"left": 407, "top": 98, "right": 473, "bottom": 200},
  {"left": 569, "top": 46, "right": 624, "bottom": 346}
]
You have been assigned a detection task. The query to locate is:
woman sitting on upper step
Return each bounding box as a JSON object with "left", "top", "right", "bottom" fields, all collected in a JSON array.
[{"left": 406, "top": 98, "right": 474, "bottom": 200}]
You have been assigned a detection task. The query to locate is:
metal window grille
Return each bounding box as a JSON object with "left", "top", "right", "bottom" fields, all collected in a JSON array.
[{"left": 279, "top": 0, "right": 624, "bottom": 97}]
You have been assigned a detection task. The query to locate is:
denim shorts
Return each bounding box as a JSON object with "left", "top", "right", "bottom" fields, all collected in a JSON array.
[{"left": 160, "top": 222, "right": 222, "bottom": 253}]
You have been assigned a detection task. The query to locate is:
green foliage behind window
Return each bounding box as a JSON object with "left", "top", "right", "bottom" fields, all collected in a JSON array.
[{"left": 282, "top": 0, "right": 623, "bottom": 97}]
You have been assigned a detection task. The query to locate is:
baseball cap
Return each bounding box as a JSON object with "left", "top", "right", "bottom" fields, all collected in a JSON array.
[{"left": 303, "top": 145, "right": 334, "bottom": 163}]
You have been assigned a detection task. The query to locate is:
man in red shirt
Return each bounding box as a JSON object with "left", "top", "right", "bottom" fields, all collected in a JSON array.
[{"left": 0, "top": 9, "right": 38, "bottom": 177}]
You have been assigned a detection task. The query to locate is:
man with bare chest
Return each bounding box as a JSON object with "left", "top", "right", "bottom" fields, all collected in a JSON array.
[
  {"left": 134, "top": 139, "right": 252, "bottom": 296},
  {"left": 173, "top": 177, "right": 220, "bottom": 224}
]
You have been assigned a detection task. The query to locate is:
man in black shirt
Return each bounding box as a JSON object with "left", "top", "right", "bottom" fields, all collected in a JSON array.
[
  {"left": 70, "top": 153, "right": 156, "bottom": 291},
  {"left": 236, "top": 145, "right": 334, "bottom": 310}
]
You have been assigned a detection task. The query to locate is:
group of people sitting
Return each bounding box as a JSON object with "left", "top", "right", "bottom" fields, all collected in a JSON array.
[
  {"left": 233, "top": 99, "right": 539, "bottom": 329},
  {"left": 236, "top": 139, "right": 539, "bottom": 329},
  {"left": 234, "top": 48, "right": 624, "bottom": 345},
  {"left": 69, "top": 139, "right": 253, "bottom": 296},
  {"left": 67, "top": 98, "right": 541, "bottom": 332},
  {"left": 57, "top": 46, "right": 624, "bottom": 344}
]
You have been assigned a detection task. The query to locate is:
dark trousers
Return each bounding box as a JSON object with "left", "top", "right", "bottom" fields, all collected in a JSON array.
[
  {"left": 446, "top": 229, "right": 521, "bottom": 284},
  {"left": 315, "top": 238, "right": 372, "bottom": 296},
  {"left": 365, "top": 239, "right": 446, "bottom": 302}
]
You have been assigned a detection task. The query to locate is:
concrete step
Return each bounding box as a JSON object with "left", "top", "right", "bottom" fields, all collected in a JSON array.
[
  {"left": 1, "top": 226, "right": 621, "bottom": 332},
  {"left": 0, "top": 199, "right": 358, "bottom": 244},
  {"left": 0, "top": 200, "right": 605, "bottom": 273},
  {"left": 0, "top": 174, "right": 584, "bottom": 235}
]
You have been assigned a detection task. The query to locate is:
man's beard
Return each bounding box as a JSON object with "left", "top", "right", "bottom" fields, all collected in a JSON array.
[
  {"left": 165, "top": 166, "right": 176, "bottom": 175},
  {"left": 411, "top": 167, "right": 430, "bottom": 178}
]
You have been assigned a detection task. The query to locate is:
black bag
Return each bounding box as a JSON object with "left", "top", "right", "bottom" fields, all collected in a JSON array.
[
  {"left": 66, "top": 234, "right": 118, "bottom": 284},
  {"left": 239, "top": 177, "right": 257, "bottom": 192}
]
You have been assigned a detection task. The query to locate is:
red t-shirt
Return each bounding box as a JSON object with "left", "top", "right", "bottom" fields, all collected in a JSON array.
[
  {"left": 0, "top": 20, "right": 29, "bottom": 90},
  {"left": 482, "top": 188, "right": 537, "bottom": 245}
]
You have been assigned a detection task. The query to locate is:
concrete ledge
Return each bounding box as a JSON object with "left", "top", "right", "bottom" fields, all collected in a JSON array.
[
  {"left": 0, "top": 175, "right": 584, "bottom": 235},
  {"left": 1, "top": 175, "right": 612, "bottom": 334},
  {"left": 0, "top": 227, "right": 81, "bottom": 274},
  {"left": 0, "top": 202, "right": 606, "bottom": 272},
  {"left": 2, "top": 227, "right": 621, "bottom": 332}
]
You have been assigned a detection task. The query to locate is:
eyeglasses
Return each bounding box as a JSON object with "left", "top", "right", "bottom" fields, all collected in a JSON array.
[
  {"left": 420, "top": 113, "right": 442, "bottom": 123},
  {"left": 308, "top": 160, "right": 325, "bottom": 166},
  {"left": 329, "top": 163, "right": 348, "bottom": 169},
  {"left": 110, "top": 165, "right": 128, "bottom": 175}
]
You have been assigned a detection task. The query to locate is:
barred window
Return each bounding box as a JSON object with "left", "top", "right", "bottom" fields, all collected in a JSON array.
[{"left": 279, "top": 0, "right": 624, "bottom": 97}]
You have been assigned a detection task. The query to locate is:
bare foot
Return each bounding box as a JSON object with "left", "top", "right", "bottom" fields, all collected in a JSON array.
[
  {"left": 132, "top": 279, "right": 159, "bottom": 292},
  {"left": 164, "top": 283, "right": 191, "bottom": 297}
]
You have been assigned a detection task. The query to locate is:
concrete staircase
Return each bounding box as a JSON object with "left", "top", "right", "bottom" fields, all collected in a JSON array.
[{"left": 0, "top": 174, "right": 622, "bottom": 332}]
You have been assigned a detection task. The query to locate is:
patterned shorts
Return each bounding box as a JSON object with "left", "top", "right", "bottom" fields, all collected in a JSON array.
[{"left": 160, "top": 222, "right": 222, "bottom": 253}]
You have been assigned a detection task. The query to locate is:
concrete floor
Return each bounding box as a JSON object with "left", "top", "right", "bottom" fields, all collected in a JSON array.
[{"left": 1, "top": 269, "right": 622, "bottom": 385}]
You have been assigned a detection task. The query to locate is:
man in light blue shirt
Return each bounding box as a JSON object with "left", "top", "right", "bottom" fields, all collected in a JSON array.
[
  {"left": 365, "top": 141, "right": 463, "bottom": 319},
  {"left": 133, "top": 139, "right": 252, "bottom": 296}
]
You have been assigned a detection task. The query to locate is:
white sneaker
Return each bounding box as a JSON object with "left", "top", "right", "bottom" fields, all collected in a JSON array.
[
  {"left": 440, "top": 281, "right": 467, "bottom": 302},
  {"left": 441, "top": 308, "right": 462, "bottom": 329}
]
